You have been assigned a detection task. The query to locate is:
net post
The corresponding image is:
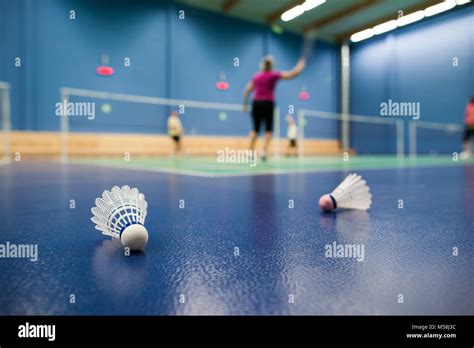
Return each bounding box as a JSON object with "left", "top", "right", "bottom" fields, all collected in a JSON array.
[
  {"left": 273, "top": 107, "right": 280, "bottom": 159},
  {"left": 341, "top": 43, "right": 350, "bottom": 151},
  {"left": 297, "top": 109, "right": 304, "bottom": 158},
  {"left": 1, "top": 83, "right": 11, "bottom": 162},
  {"left": 409, "top": 121, "right": 417, "bottom": 159},
  {"left": 396, "top": 120, "right": 404, "bottom": 159},
  {"left": 60, "top": 89, "right": 69, "bottom": 162}
]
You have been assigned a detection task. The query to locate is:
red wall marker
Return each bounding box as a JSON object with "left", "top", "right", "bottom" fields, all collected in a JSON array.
[
  {"left": 97, "top": 66, "right": 114, "bottom": 76},
  {"left": 299, "top": 91, "right": 310, "bottom": 100},
  {"left": 216, "top": 81, "right": 229, "bottom": 90}
]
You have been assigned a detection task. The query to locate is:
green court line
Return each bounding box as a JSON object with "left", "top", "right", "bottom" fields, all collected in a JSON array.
[{"left": 71, "top": 156, "right": 474, "bottom": 177}]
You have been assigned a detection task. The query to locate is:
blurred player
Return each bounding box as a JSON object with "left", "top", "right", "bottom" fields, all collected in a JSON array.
[
  {"left": 243, "top": 55, "right": 305, "bottom": 161},
  {"left": 286, "top": 115, "right": 298, "bottom": 157},
  {"left": 460, "top": 96, "right": 474, "bottom": 159},
  {"left": 167, "top": 111, "right": 183, "bottom": 157}
]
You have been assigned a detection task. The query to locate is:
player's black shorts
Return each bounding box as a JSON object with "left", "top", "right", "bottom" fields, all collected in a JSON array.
[
  {"left": 289, "top": 139, "right": 297, "bottom": 147},
  {"left": 463, "top": 126, "right": 474, "bottom": 141},
  {"left": 171, "top": 135, "right": 180, "bottom": 143},
  {"left": 251, "top": 101, "right": 274, "bottom": 133}
]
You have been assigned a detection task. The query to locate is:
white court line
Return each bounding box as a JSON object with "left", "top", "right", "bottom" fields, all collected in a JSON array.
[
  {"left": 65, "top": 159, "right": 313, "bottom": 178},
  {"left": 215, "top": 160, "right": 474, "bottom": 177},
  {"left": 58, "top": 158, "right": 474, "bottom": 179},
  {"left": 169, "top": 159, "right": 474, "bottom": 178},
  {"left": 65, "top": 159, "right": 333, "bottom": 178},
  {"left": 65, "top": 160, "right": 217, "bottom": 178}
]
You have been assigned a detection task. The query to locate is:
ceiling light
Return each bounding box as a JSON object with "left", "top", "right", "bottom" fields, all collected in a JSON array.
[
  {"left": 424, "top": 0, "right": 456, "bottom": 17},
  {"left": 350, "top": 0, "right": 463, "bottom": 44},
  {"left": 373, "top": 20, "right": 398, "bottom": 35},
  {"left": 281, "top": 0, "right": 326, "bottom": 22},
  {"left": 302, "top": 0, "right": 326, "bottom": 11},
  {"left": 350, "top": 28, "right": 374, "bottom": 42},
  {"left": 397, "top": 11, "right": 425, "bottom": 26},
  {"left": 281, "top": 5, "right": 304, "bottom": 22}
]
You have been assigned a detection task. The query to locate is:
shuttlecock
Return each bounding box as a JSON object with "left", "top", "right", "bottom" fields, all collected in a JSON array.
[
  {"left": 91, "top": 185, "right": 149, "bottom": 251},
  {"left": 319, "top": 173, "right": 372, "bottom": 212}
]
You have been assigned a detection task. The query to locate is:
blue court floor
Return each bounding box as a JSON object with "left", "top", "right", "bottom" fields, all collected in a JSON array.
[{"left": 0, "top": 160, "right": 473, "bottom": 315}]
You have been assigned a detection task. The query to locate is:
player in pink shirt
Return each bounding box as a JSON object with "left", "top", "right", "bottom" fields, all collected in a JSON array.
[
  {"left": 243, "top": 55, "right": 305, "bottom": 161},
  {"left": 461, "top": 96, "right": 474, "bottom": 159}
]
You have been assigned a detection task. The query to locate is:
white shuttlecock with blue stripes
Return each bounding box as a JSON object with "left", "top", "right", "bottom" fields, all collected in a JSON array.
[
  {"left": 319, "top": 173, "right": 372, "bottom": 212},
  {"left": 91, "top": 185, "right": 149, "bottom": 251}
]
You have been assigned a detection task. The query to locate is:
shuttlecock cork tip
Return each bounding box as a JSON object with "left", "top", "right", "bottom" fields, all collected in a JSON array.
[
  {"left": 319, "top": 194, "right": 335, "bottom": 212},
  {"left": 121, "top": 224, "right": 149, "bottom": 251}
]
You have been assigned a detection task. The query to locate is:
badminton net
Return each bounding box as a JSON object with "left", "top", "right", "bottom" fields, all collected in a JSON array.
[
  {"left": 409, "top": 120, "right": 464, "bottom": 157},
  {"left": 298, "top": 109, "right": 404, "bottom": 158},
  {"left": 58, "top": 87, "right": 281, "bottom": 160}
]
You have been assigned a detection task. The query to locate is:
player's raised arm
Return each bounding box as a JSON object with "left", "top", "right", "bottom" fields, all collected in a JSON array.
[{"left": 280, "top": 57, "right": 306, "bottom": 80}]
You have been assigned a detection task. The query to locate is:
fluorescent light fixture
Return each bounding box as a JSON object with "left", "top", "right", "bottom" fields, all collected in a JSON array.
[
  {"left": 281, "top": 5, "right": 304, "bottom": 22},
  {"left": 302, "top": 0, "right": 326, "bottom": 11},
  {"left": 350, "top": 28, "right": 374, "bottom": 42},
  {"left": 350, "top": 0, "right": 464, "bottom": 44},
  {"left": 373, "top": 20, "right": 398, "bottom": 35},
  {"left": 281, "top": 0, "right": 326, "bottom": 22},
  {"left": 424, "top": 0, "right": 456, "bottom": 17},
  {"left": 397, "top": 11, "right": 425, "bottom": 26}
]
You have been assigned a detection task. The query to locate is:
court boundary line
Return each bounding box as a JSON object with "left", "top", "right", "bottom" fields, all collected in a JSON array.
[
  {"left": 192, "top": 161, "right": 474, "bottom": 177},
  {"left": 65, "top": 160, "right": 216, "bottom": 178},
  {"left": 63, "top": 158, "right": 474, "bottom": 178}
]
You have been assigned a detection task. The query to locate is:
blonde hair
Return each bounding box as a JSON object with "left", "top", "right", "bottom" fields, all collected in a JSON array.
[{"left": 260, "top": 55, "right": 275, "bottom": 71}]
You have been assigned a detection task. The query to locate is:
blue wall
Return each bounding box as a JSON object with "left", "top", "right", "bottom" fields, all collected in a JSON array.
[
  {"left": 350, "top": 5, "right": 474, "bottom": 154},
  {"left": 0, "top": 0, "right": 339, "bottom": 137},
  {"left": 0, "top": 0, "right": 26, "bottom": 130}
]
